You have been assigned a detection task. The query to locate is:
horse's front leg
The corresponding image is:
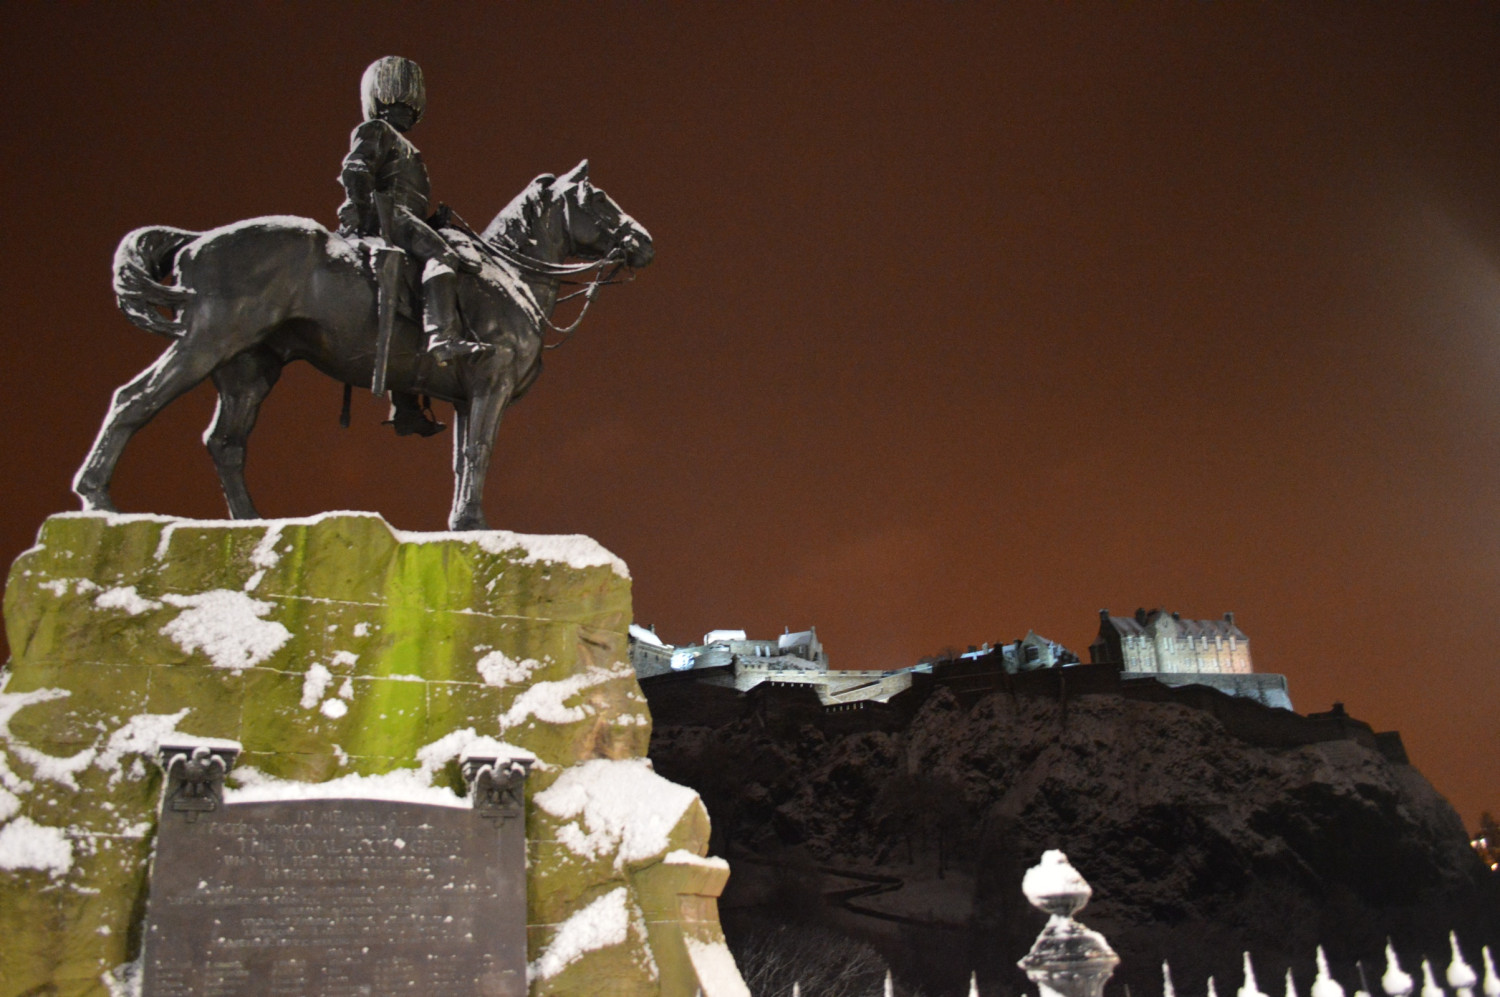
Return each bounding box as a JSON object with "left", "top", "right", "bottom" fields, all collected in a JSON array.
[
  {"left": 74, "top": 342, "right": 221, "bottom": 512},
  {"left": 448, "top": 401, "right": 474, "bottom": 524},
  {"left": 449, "top": 385, "right": 512, "bottom": 531}
]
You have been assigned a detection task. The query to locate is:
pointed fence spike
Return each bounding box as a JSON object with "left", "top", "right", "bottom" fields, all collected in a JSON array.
[
  {"left": 1314, "top": 945, "right": 1347, "bottom": 997},
  {"left": 885, "top": 969, "right": 894, "bottom": 997},
  {"left": 1209, "top": 976, "right": 1220, "bottom": 997},
  {"left": 969, "top": 972, "right": 979, "bottom": 997},
  {"left": 1242, "top": 952, "right": 1267, "bottom": 997},
  {"left": 1385, "top": 940, "right": 1415, "bottom": 997},
  {"left": 1162, "top": 960, "right": 1176, "bottom": 997},
  {"left": 1421, "top": 959, "right": 1445, "bottom": 997},
  {"left": 1482, "top": 947, "right": 1500, "bottom": 997},
  {"left": 1450, "top": 932, "right": 1478, "bottom": 996}
]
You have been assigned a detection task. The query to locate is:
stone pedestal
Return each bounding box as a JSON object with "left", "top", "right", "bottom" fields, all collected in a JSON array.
[{"left": 0, "top": 512, "right": 744, "bottom": 997}]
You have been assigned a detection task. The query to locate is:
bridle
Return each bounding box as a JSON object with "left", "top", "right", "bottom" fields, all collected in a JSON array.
[{"left": 477, "top": 185, "right": 638, "bottom": 348}]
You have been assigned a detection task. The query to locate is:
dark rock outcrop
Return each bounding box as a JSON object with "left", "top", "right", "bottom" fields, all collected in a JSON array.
[{"left": 649, "top": 686, "right": 1497, "bottom": 997}]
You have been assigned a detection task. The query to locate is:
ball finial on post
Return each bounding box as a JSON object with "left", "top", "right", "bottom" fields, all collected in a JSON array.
[{"left": 1017, "top": 851, "right": 1120, "bottom": 997}]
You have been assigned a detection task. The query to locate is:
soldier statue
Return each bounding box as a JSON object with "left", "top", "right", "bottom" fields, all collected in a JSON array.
[
  {"left": 75, "top": 55, "right": 652, "bottom": 530},
  {"left": 339, "top": 56, "right": 486, "bottom": 436}
]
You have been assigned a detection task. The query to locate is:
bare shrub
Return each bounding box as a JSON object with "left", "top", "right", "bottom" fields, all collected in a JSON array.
[{"left": 726, "top": 916, "right": 890, "bottom": 997}]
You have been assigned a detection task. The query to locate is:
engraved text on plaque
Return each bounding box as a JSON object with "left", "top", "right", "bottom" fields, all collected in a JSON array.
[{"left": 141, "top": 798, "right": 526, "bottom": 996}]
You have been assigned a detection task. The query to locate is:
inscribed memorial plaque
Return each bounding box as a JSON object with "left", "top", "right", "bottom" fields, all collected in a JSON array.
[{"left": 141, "top": 798, "right": 526, "bottom": 996}]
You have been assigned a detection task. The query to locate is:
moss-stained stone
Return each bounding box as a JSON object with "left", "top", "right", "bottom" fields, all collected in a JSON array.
[{"left": 0, "top": 512, "right": 743, "bottom": 997}]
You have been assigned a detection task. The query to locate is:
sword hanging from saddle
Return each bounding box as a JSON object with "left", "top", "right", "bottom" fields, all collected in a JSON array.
[{"left": 370, "top": 192, "right": 403, "bottom": 399}]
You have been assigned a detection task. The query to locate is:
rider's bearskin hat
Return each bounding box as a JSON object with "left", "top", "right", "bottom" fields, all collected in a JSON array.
[{"left": 360, "top": 56, "right": 426, "bottom": 126}]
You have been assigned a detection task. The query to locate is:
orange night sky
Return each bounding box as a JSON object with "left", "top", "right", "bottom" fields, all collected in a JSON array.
[{"left": 2, "top": 6, "right": 1497, "bottom": 825}]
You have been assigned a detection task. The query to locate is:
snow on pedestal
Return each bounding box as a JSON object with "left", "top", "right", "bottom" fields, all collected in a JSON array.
[{"left": 0, "top": 512, "right": 741, "bottom": 997}]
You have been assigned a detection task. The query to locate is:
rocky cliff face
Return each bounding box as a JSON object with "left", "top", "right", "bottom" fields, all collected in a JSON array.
[{"left": 650, "top": 686, "right": 1497, "bottom": 997}]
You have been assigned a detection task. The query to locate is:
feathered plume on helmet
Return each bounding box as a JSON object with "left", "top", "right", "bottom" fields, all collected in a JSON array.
[{"left": 360, "top": 56, "right": 426, "bottom": 125}]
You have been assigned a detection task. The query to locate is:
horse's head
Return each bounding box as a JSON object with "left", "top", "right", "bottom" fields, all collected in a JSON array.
[{"left": 550, "top": 161, "right": 654, "bottom": 269}]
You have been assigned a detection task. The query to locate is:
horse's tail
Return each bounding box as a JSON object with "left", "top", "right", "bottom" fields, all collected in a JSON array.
[{"left": 113, "top": 226, "right": 199, "bottom": 337}]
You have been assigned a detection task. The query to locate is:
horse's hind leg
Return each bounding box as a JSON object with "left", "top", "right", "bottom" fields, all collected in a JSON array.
[
  {"left": 206, "top": 347, "right": 283, "bottom": 519},
  {"left": 73, "top": 341, "right": 226, "bottom": 512}
]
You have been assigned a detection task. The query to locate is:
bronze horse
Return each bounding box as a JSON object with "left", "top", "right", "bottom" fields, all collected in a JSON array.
[{"left": 74, "top": 161, "right": 652, "bottom": 530}]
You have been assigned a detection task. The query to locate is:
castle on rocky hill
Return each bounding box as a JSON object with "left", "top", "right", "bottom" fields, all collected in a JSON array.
[{"left": 628, "top": 607, "right": 1292, "bottom": 711}]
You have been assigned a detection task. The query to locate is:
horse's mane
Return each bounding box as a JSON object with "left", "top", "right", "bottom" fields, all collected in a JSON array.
[{"left": 482, "top": 175, "right": 553, "bottom": 251}]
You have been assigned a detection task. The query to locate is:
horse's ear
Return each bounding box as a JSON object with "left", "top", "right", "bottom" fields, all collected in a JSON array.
[{"left": 563, "top": 159, "right": 589, "bottom": 182}]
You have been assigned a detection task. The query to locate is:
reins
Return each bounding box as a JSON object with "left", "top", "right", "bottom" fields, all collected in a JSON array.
[
  {"left": 539, "top": 259, "right": 632, "bottom": 348},
  {"left": 460, "top": 194, "right": 636, "bottom": 349}
]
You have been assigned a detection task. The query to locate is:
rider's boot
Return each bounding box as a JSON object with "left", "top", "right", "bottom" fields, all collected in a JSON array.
[
  {"left": 423, "top": 267, "right": 492, "bottom": 366},
  {"left": 385, "top": 391, "right": 445, "bottom": 437}
]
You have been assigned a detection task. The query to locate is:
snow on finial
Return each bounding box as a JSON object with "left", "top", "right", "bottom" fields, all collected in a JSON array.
[
  {"left": 885, "top": 969, "right": 894, "bottom": 997},
  {"left": 1420, "top": 960, "right": 1444, "bottom": 997},
  {"left": 1241, "top": 952, "right": 1269, "bottom": 997},
  {"left": 1022, "top": 850, "right": 1092, "bottom": 918},
  {"left": 1163, "top": 961, "right": 1176, "bottom": 997},
  {"left": 1313, "top": 946, "right": 1346, "bottom": 997},
  {"left": 1384, "top": 942, "right": 1415, "bottom": 997},
  {"left": 1449, "top": 934, "right": 1478, "bottom": 995},
  {"left": 969, "top": 972, "right": 979, "bottom": 997}
]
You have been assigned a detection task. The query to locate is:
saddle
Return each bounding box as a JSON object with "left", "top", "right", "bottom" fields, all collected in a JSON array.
[
  {"left": 329, "top": 220, "right": 543, "bottom": 401},
  {"left": 334, "top": 211, "right": 488, "bottom": 323}
]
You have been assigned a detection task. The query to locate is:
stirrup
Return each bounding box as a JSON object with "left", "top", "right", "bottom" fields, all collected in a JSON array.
[
  {"left": 427, "top": 335, "right": 493, "bottom": 366},
  {"left": 383, "top": 408, "right": 446, "bottom": 437}
]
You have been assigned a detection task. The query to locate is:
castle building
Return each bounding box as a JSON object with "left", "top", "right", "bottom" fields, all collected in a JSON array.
[
  {"left": 629, "top": 626, "right": 917, "bottom": 705},
  {"left": 1089, "top": 608, "right": 1251, "bottom": 674},
  {"left": 628, "top": 624, "right": 674, "bottom": 676},
  {"left": 1089, "top": 608, "right": 1291, "bottom": 710},
  {"left": 980, "top": 630, "right": 1081, "bottom": 671}
]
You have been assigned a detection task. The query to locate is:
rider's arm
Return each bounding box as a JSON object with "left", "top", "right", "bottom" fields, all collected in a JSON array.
[{"left": 337, "top": 119, "right": 394, "bottom": 235}]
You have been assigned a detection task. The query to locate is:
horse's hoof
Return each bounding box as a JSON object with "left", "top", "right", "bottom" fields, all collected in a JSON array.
[
  {"left": 449, "top": 515, "right": 489, "bottom": 531},
  {"left": 76, "top": 492, "right": 117, "bottom": 513}
]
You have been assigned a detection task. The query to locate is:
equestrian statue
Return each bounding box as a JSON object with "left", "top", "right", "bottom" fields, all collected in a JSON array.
[{"left": 73, "top": 56, "right": 653, "bottom": 530}]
